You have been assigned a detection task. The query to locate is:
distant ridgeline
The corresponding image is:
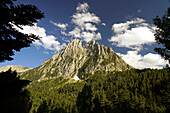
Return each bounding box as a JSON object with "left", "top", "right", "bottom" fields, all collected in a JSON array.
[
  {"left": 2, "top": 39, "right": 169, "bottom": 113},
  {"left": 20, "top": 39, "right": 132, "bottom": 81},
  {"left": 0, "top": 65, "right": 31, "bottom": 73}
]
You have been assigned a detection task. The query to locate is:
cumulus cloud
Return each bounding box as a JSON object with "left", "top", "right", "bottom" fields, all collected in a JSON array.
[
  {"left": 118, "top": 51, "right": 168, "bottom": 69},
  {"left": 69, "top": 27, "right": 81, "bottom": 38},
  {"left": 109, "top": 18, "right": 169, "bottom": 69},
  {"left": 69, "top": 3, "right": 102, "bottom": 42},
  {"left": 68, "top": 27, "right": 101, "bottom": 42},
  {"left": 109, "top": 18, "right": 155, "bottom": 51},
  {"left": 76, "top": 3, "right": 89, "bottom": 13},
  {"left": 84, "top": 23, "right": 98, "bottom": 31},
  {"left": 81, "top": 32, "right": 102, "bottom": 42},
  {"left": 71, "top": 12, "right": 101, "bottom": 27},
  {"left": 53, "top": 3, "right": 102, "bottom": 42},
  {"left": 15, "top": 24, "right": 66, "bottom": 52},
  {"left": 50, "top": 21, "right": 68, "bottom": 30},
  {"left": 112, "top": 18, "right": 145, "bottom": 34}
]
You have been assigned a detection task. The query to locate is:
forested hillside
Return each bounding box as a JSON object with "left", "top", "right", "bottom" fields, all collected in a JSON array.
[{"left": 27, "top": 68, "right": 170, "bottom": 113}]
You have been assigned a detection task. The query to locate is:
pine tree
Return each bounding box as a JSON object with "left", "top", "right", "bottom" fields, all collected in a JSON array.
[
  {"left": 0, "top": 0, "right": 44, "bottom": 62},
  {"left": 153, "top": 7, "right": 170, "bottom": 63}
]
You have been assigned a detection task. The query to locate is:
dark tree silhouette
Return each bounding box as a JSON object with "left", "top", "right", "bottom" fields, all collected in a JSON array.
[
  {"left": 153, "top": 7, "right": 170, "bottom": 63},
  {"left": 0, "top": 69, "right": 31, "bottom": 113},
  {"left": 0, "top": 0, "right": 44, "bottom": 62}
]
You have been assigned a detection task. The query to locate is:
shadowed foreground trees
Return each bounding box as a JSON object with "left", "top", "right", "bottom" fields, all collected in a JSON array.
[
  {"left": 0, "top": 0, "right": 44, "bottom": 62},
  {"left": 0, "top": 69, "right": 31, "bottom": 113},
  {"left": 0, "top": 0, "right": 43, "bottom": 112},
  {"left": 77, "top": 84, "right": 94, "bottom": 113}
]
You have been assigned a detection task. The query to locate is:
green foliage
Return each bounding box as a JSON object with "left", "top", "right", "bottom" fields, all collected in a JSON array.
[
  {"left": 77, "top": 68, "right": 170, "bottom": 113},
  {"left": 65, "top": 56, "right": 74, "bottom": 63},
  {"left": 82, "top": 52, "right": 85, "bottom": 56},
  {"left": 100, "top": 54, "right": 117, "bottom": 66},
  {"left": 78, "top": 54, "right": 100, "bottom": 79},
  {"left": 0, "top": 0, "right": 44, "bottom": 62},
  {"left": 27, "top": 77, "right": 85, "bottom": 113},
  {"left": 0, "top": 69, "right": 31, "bottom": 113},
  {"left": 153, "top": 7, "right": 170, "bottom": 63},
  {"left": 20, "top": 59, "right": 59, "bottom": 81},
  {"left": 77, "top": 84, "right": 94, "bottom": 113},
  {"left": 26, "top": 68, "right": 170, "bottom": 113},
  {"left": 20, "top": 67, "right": 43, "bottom": 81}
]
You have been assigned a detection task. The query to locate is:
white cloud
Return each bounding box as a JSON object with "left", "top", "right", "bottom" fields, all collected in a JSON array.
[
  {"left": 50, "top": 3, "right": 102, "bottom": 42},
  {"left": 34, "top": 40, "right": 43, "bottom": 46},
  {"left": 72, "top": 12, "right": 101, "bottom": 27},
  {"left": 50, "top": 21, "right": 68, "bottom": 30},
  {"left": 84, "top": 23, "right": 98, "bottom": 31},
  {"left": 69, "top": 27, "right": 81, "bottom": 38},
  {"left": 137, "top": 9, "right": 142, "bottom": 13},
  {"left": 15, "top": 24, "right": 66, "bottom": 52},
  {"left": 118, "top": 51, "right": 168, "bottom": 69},
  {"left": 81, "top": 32, "right": 102, "bottom": 42},
  {"left": 109, "top": 18, "right": 155, "bottom": 51},
  {"left": 61, "top": 31, "right": 69, "bottom": 36},
  {"left": 111, "top": 18, "right": 145, "bottom": 34},
  {"left": 109, "top": 18, "right": 169, "bottom": 69},
  {"left": 76, "top": 3, "right": 89, "bottom": 13},
  {"left": 66, "top": 3, "right": 102, "bottom": 42},
  {"left": 101, "top": 23, "right": 106, "bottom": 26},
  {"left": 62, "top": 37, "right": 70, "bottom": 43},
  {"left": 112, "top": 22, "right": 130, "bottom": 34},
  {"left": 73, "top": 3, "right": 101, "bottom": 26},
  {"left": 43, "top": 51, "right": 49, "bottom": 54}
]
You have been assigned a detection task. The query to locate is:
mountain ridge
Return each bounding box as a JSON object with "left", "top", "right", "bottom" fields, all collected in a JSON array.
[
  {"left": 20, "top": 39, "right": 132, "bottom": 81},
  {"left": 0, "top": 65, "right": 31, "bottom": 72}
]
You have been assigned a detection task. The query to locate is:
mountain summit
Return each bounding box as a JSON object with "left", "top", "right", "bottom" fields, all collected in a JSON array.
[{"left": 21, "top": 39, "right": 132, "bottom": 81}]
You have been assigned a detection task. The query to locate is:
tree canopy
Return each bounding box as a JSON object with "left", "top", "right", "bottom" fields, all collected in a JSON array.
[
  {"left": 25, "top": 69, "right": 170, "bottom": 113},
  {"left": 0, "top": 0, "right": 44, "bottom": 62},
  {"left": 153, "top": 7, "right": 170, "bottom": 63}
]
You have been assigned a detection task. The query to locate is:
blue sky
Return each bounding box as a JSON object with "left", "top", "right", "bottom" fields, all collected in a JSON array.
[{"left": 1, "top": 0, "right": 170, "bottom": 69}]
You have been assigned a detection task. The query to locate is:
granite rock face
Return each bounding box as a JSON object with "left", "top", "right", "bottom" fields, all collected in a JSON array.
[{"left": 21, "top": 39, "right": 132, "bottom": 81}]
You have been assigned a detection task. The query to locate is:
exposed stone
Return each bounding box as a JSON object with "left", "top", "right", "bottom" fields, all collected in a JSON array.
[
  {"left": 0, "top": 65, "right": 31, "bottom": 72},
  {"left": 20, "top": 39, "right": 133, "bottom": 81}
]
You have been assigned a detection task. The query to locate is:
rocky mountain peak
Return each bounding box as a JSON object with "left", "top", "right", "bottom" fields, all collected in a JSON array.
[
  {"left": 67, "top": 39, "right": 82, "bottom": 48},
  {"left": 86, "top": 40, "right": 96, "bottom": 45},
  {"left": 21, "top": 39, "right": 133, "bottom": 81}
]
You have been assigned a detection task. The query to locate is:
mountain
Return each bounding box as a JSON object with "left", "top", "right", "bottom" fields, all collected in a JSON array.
[
  {"left": 0, "top": 65, "right": 31, "bottom": 73},
  {"left": 21, "top": 39, "right": 132, "bottom": 81}
]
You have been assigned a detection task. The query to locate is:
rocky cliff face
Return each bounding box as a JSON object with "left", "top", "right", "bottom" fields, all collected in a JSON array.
[
  {"left": 0, "top": 65, "right": 31, "bottom": 72},
  {"left": 21, "top": 39, "right": 132, "bottom": 81}
]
